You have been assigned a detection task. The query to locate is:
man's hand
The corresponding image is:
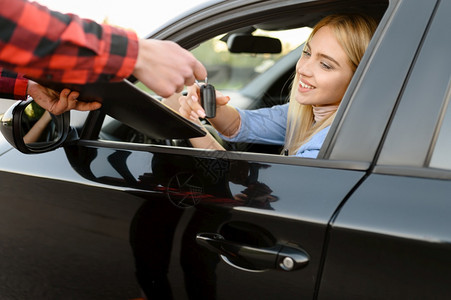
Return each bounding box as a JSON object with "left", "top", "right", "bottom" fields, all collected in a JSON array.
[
  {"left": 27, "top": 80, "right": 102, "bottom": 115},
  {"left": 132, "top": 39, "right": 207, "bottom": 98}
]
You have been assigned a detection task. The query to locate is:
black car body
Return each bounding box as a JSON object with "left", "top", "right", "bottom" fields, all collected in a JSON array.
[{"left": 1, "top": 0, "right": 451, "bottom": 299}]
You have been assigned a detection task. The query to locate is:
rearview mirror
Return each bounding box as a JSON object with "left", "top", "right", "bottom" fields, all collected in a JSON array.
[
  {"left": 227, "top": 33, "right": 282, "bottom": 54},
  {"left": 0, "top": 99, "right": 71, "bottom": 154}
]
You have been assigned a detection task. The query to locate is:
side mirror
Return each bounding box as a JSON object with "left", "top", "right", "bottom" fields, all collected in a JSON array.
[
  {"left": 0, "top": 99, "right": 70, "bottom": 154},
  {"left": 227, "top": 33, "right": 282, "bottom": 54}
]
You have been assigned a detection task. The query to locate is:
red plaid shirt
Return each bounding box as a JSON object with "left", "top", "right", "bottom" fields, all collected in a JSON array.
[
  {"left": 0, "top": 68, "right": 28, "bottom": 99},
  {"left": 0, "top": 0, "right": 138, "bottom": 88}
]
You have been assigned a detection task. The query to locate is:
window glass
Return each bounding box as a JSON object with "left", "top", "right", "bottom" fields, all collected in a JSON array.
[{"left": 430, "top": 100, "right": 451, "bottom": 169}]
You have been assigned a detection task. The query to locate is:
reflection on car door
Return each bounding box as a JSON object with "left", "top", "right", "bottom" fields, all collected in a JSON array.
[{"left": 64, "top": 143, "right": 367, "bottom": 299}]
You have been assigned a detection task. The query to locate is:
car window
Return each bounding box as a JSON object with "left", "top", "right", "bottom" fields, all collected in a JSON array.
[
  {"left": 100, "top": 27, "right": 311, "bottom": 146},
  {"left": 97, "top": 9, "right": 387, "bottom": 161}
]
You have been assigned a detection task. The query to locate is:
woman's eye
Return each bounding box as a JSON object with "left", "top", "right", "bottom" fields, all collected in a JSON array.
[
  {"left": 321, "top": 62, "right": 332, "bottom": 70},
  {"left": 302, "top": 50, "right": 311, "bottom": 57}
]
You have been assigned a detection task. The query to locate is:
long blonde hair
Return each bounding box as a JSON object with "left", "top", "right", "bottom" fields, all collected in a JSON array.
[{"left": 284, "top": 14, "right": 377, "bottom": 155}]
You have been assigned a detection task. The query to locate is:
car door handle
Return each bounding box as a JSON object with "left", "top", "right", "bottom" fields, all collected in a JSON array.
[{"left": 196, "top": 233, "right": 309, "bottom": 272}]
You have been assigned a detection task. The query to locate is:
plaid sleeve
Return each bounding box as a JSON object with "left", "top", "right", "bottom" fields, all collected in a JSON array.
[
  {"left": 0, "top": 67, "right": 28, "bottom": 100},
  {"left": 0, "top": 0, "right": 138, "bottom": 84}
]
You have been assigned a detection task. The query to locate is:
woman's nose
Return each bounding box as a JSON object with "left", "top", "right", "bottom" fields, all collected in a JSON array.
[{"left": 297, "top": 59, "right": 313, "bottom": 77}]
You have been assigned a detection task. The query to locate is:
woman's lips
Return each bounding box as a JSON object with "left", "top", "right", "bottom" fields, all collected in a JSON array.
[{"left": 299, "top": 79, "right": 315, "bottom": 91}]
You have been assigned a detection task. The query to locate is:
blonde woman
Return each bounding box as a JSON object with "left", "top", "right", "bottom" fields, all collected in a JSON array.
[{"left": 178, "top": 14, "right": 378, "bottom": 158}]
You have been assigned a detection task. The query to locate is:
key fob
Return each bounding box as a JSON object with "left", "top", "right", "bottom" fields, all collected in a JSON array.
[{"left": 200, "top": 83, "right": 216, "bottom": 118}]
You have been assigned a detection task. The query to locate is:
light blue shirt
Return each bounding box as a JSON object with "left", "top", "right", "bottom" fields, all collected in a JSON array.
[{"left": 218, "top": 104, "right": 329, "bottom": 158}]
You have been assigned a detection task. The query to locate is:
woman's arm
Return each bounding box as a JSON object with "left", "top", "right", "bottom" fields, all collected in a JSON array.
[
  {"left": 23, "top": 111, "right": 52, "bottom": 144},
  {"left": 208, "top": 103, "right": 241, "bottom": 138}
]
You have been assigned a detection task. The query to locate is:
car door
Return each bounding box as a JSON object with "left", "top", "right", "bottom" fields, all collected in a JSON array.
[
  {"left": 319, "top": 0, "right": 451, "bottom": 298},
  {"left": 124, "top": 0, "right": 434, "bottom": 298},
  {"left": 58, "top": 1, "right": 429, "bottom": 299}
]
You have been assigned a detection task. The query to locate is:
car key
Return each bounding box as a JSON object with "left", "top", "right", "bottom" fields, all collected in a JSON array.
[{"left": 199, "top": 78, "right": 216, "bottom": 118}]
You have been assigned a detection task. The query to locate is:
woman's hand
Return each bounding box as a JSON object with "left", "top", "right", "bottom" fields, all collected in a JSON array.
[
  {"left": 178, "top": 84, "right": 230, "bottom": 121},
  {"left": 27, "top": 80, "right": 102, "bottom": 115}
]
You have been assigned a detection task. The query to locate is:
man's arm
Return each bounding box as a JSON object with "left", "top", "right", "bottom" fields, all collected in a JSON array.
[
  {"left": 0, "top": 67, "right": 101, "bottom": 114},
  {"left": 0, "top": 0, "right": 207, "bottom": 98},
  {"left": 0, "top": 0, "right": 138, "bottom": 84},
  {"left": 0, "top": 67, "right": 28, "bottom": 100}
]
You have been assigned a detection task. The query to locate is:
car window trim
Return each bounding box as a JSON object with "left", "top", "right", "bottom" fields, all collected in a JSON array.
[{"left": 74, "top": 139, "right": 370, "bottom": 171}]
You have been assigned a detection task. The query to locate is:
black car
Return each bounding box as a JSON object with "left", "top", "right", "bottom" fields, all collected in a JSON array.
[{"left": 1, "top": 0, "right": 451, "bottom": 299}]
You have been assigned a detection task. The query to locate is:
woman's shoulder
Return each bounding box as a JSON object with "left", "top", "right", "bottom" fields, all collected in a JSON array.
[
  {"left": 295, "top": 126, "right": 331, "bottom": 158},
  {"left": 312, "top": 126, "right": 330, "bottom": 140}
]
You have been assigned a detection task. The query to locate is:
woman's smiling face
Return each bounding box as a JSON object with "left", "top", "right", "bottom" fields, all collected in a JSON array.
[{"left": 295, "top": 25, "right": 354, "bottom": 107}]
